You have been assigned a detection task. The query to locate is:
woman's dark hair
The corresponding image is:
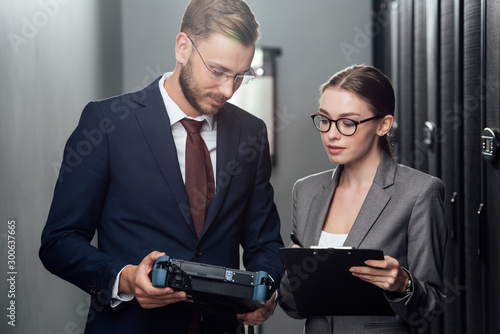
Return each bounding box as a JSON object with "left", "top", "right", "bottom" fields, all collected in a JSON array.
[{"left": 320, "top": 65, "right": 395, "bottom": 159}]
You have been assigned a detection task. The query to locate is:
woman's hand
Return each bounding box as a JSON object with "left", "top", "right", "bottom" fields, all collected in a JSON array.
[{"left": 349, "top": 255, "right": 409, "bottom": 293}]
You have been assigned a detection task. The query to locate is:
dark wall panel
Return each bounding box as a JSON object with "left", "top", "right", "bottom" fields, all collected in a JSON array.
[
  {"left": 426, "top": 0, "right": 441, "bottom": 177},
  {"left": 413, "top": 1, "right": 427, "bottom": 171},
  {"left": 484, "top": 0, "right": 500, "bottom": 332},
  {"left": 398, "top": 0, "right": 414, "bottom": 165},
  {"left": 440, "top": 0, "right": 465, "bottom": 333},
  {"left": 461, "top": 0, "right": 484, "bottom": 333}
]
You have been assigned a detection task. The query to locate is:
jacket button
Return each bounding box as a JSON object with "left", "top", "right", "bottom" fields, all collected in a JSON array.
[{"left": 195, "top": 248, "right": 202, "bottom": 258}]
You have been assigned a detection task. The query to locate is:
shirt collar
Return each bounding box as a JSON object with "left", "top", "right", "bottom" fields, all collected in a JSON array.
[{"left": 158, "top": 72, "right": 215, "bottom": 130}]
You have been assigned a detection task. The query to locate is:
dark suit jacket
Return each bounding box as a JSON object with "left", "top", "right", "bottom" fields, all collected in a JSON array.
[
  {"left": 279, "top": 152, "right": 447, "bottom": 333},
  {"left": 39, "top": 76, "right": 284, "bottom": 334}
]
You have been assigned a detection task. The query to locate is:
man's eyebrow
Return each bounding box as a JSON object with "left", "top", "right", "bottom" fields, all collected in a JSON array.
[{"left": 207, "top": 61, "right": 251, "bottom": 75}]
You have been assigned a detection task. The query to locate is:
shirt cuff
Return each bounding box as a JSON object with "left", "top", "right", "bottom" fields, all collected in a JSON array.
[{"left": 110, "top": 265, "right": 135, "bottom": 308}]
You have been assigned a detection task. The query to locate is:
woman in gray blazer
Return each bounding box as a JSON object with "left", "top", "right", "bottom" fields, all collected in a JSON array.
[{"left": 279, "top": 65, "right": 446, "bottom": 333}]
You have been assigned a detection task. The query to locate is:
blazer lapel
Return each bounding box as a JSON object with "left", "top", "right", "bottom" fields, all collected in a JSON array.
[
  {"left": 302, "top": 168, "right": 340, "bottom": 247},
  {"left": 202, "top": 105, "right": 240, "bottom": 235},
  {"left": 133, "top": 79, "right": 192, "bottom": 229},
  {"left": 344, "top": 152, "right": 396, "bottom": 248}
]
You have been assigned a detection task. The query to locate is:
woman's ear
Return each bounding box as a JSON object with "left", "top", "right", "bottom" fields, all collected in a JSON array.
[
  {"left": 175, "top": 32, "right": 191, "bottom": 64},
  {"left": 377, "top": 115, "right": 394, "bottom": 137}
]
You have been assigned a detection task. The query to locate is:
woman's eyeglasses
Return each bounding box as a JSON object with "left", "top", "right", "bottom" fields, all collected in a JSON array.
[{"left": 311, "top": 114, "right": 382, "bottom": 136}]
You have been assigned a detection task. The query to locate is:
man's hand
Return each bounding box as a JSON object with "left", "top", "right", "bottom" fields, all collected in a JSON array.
[
  {"left": 119, "top": 251, "right": 187, "bottom": 308},
  {"left": 236, "top": 291, "right": 277, "bottom": 327},
  {"left": 349, "top": 255, "right": 409, "bottom": 293}
]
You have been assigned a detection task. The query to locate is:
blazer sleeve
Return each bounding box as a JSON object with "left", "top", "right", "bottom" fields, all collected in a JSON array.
[
  {"left": 278, "top": 180, "right": 304, "bottom": 318},
  {"left": 239, "top": 119, "right": 285, "bottom": 285},
  {"left": 387, "top": 175, "right": 447, "bottom": 327},
  {"left": 39, "top": 101, "right": 128, "bottom": 306}
]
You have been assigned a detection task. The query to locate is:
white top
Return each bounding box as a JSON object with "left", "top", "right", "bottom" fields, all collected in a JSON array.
[{"left": 318, "top": 230, "right": 348, "bottom": 247}]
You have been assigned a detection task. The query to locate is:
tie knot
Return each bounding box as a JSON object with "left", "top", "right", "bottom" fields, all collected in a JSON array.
[{"left": 181, "top": 118, "right": 204, "bottom": 134}]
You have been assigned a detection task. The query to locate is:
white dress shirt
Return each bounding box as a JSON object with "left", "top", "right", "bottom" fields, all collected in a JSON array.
[{"left": 159, "top": 72, "right": 217, "bottom": 183}]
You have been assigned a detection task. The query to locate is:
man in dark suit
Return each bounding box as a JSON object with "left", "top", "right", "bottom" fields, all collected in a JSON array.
[{"left": 39, "top": 0, "right": 284, "bottom": 333}]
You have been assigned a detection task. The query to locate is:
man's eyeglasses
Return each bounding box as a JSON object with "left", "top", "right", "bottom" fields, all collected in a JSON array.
[
  {"left": 187, "top": 35, "right": 256, "bottom": 86},
  {"left": 311, "top": 114, "right": 382, "bottom": 136}
]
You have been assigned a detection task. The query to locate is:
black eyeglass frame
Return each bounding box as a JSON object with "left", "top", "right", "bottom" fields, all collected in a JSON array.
[
  {"left": 310, "top": 114, "right": 383, "bottom": 136},
  {"left": 187, "top": 35, "right": 256, "bottom": 86}
]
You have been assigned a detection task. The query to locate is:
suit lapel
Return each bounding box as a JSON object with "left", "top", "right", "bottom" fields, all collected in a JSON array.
[
  {"left": 133, "top": 79, "right": 193, "bottom": 230},
  {"left": 202, "top": 105, "right": 240, "bottom": 235},
  {"left": 302, "top": 168, "right": 340, "bottom": 247},
  {"left": 344, "top": 152, "right": 396, "bottom": 248}
]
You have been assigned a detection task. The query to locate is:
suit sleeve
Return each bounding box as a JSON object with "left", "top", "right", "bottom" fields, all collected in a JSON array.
[
  {"left": 39, "top": 101, "right": 128, "bottom": 306},
  {"left": 278, "top": 180, "right": 304, "bottom": 319},
  {"left": 387, "top": 176, "right": 447, "bottom": 327},
  {"left": 239, "top": 119, "right": 285, "bottom": 285}
]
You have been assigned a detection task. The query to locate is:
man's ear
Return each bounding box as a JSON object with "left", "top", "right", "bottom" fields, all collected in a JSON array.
[
  {"left": 377, "top": 115, "right": 394, "bottom": 137},
  {"left": 175, "top": 32, "right": 191, "bottom": 64}
]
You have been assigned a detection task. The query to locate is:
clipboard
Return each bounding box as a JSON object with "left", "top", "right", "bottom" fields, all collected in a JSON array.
[{"left": 280, "top": 247, "right": 395, "bottom": 316}]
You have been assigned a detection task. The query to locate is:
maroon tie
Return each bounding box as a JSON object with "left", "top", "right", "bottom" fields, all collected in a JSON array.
[{"left": 180, "top": 118, "right": 215, "bottom": 239}]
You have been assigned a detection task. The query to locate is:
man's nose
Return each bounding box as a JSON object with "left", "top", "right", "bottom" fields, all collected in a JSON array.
[{"left": 218, "top": 79, "right": 237, "bottom": 99}]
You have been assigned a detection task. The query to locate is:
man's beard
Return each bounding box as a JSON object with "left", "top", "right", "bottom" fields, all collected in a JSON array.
[{"left": 179, "top": 59, "right": 227, "bottom": 115}]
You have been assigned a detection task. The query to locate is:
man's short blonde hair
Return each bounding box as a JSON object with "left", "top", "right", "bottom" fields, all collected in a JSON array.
[{"left": 180, "top": 0, "right": 260, "bottom": 46}]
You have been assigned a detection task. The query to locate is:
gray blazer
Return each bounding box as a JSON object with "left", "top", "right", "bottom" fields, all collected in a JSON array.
[{"left": 279, "top": 152, "right": 447, "bottom": 333}]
